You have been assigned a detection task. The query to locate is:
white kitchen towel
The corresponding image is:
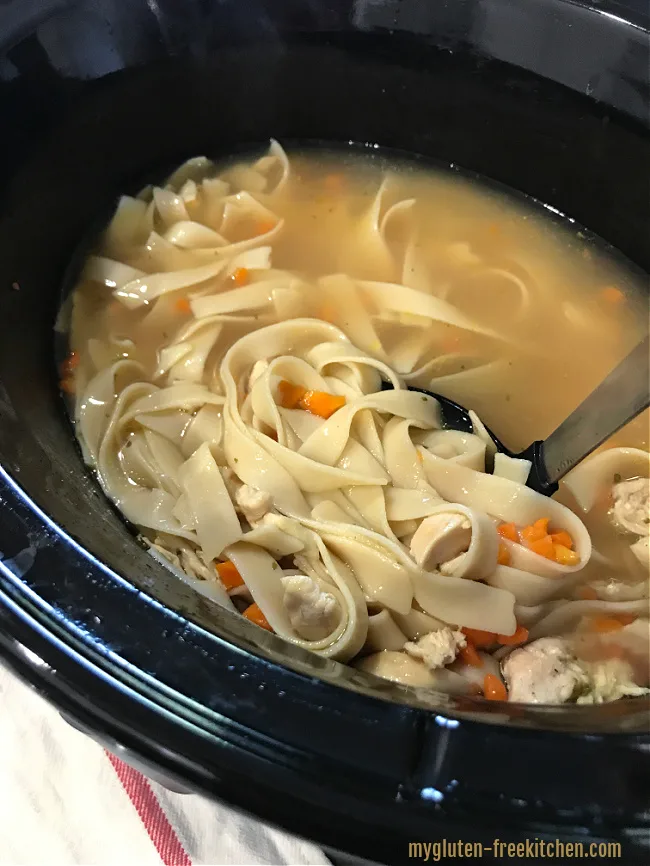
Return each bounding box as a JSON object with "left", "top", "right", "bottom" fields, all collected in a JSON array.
[{"left": 0, "top": 664, "right": 331, "bottom": 866}]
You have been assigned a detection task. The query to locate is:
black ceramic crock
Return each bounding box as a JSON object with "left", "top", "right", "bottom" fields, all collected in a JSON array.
[{"left": 1, "top": 1, "right": 649, "bottom": 863}]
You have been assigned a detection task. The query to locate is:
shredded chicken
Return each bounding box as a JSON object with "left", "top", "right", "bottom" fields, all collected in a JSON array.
[
  {"left": 409, "top": 512, "right": 472, "bottom": 571},
  {"left": 611, "top": 477, "right": 650, "bottom": 536},
  {"left": 577, "top": 658, "right": 650, "bottom": 704},
  {"left": 403, "top": 627, "right": 466, "bottom": 670},
  {"left": 502, "top": 637, "right": 590, "bottom": 704},
  {"left": 281, "top": 574, "right": 341, "bottom": 640},
  {"left": 235, "top": 484, "right": 273, "bottom": 524}
]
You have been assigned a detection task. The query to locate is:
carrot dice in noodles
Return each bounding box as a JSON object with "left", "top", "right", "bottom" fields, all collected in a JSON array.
[
  {"left": 550, "top": 530, "right": 573, "bottom": 549},
  {"left": 527, "top": 534, "right": 555, "bottom": 560},
  {"left": 521, "top": 518, "right": 549, "bottom": 544},
  {"left": 553, "top": 544, "right": 580, "bottom": 566},
  {"left": 277, "top": 379, "right": 307, "bottom": 409},
  {"left": 298, "top": 390, "right": 346, "bottom": 419},
  {"left": 483, "top": 674, "right": 508, "bottom": 701},
  {"left": 216, "top": 560, "right": 244, "bottom": 590},
  {"left": 231, "top": 267, "right": 249, "bottom": 286},
  {"left": 497, "top": 624, "right": 529, "bottom": 646},
  {"left": 497, "top": 522, "right": 518, "bottom": 542},
  {"left": 461, "top": 627, "right": 496, "bottom": 648},
  {"left": 174, "top": 297, "right": 191, "bottom": 314},
  {"left": 589, "top": 614, "right": 624, "bottom": 633},
  {"left": 243, "top": 602, "right": 273, "bottom": 631},
  {"left": 497, "top": 542, "right": 511, "bottom": 566},
  {"left": 459, "top": 641, "right": 483, "bottom": 668}
]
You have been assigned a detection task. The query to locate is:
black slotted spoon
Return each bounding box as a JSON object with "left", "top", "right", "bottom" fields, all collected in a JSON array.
[{"left": 384, "top": 334, "right": 649, "bottom": 496}]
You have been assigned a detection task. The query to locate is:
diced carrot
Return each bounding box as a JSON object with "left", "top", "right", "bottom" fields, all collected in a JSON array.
[
  {"left": 527, "top": 534, "right": 555, "bottom": 560},
  {"left": 461, "top": 627, "right": 496, "bottom": 648},
  {"left": 60, "top": 377, "right": 76, "bottom": 394},
  {"left": 550, "top": 530, "right": 573, "bottom": 549},
  {"left": 589, "top": 614, "right": 624, "bottom": 634},
  {"left": 277, "top": 379, "right": 307, "bottom": 409},
  {"left": 615, "top": 613, "right": 637, "bottom": 626},
  {"left": 174, "top": 297, "right": 191, "bottom": 314},
  {"left": 497, "top": 624, "right": 529, "bottom": 646},
  {"left": 497, "top": 522, "right": 518, "bottom": 542},
  {"left": 601, "top": 286, "right": 624, "bottom": 304},
  {"left": 483, "top": 673, "right": 508, "bottom": 701},
  {"left": 577, "top": 585, "right": 598, "bottom": 600},
  {"left": 256, "top": 219, "right": 276, "bottom": 235},
  {"left": 243, "top": 602, "right": 273, "bottom": 631},
  {"left": 319, "top": 303, "right": 337, "bottom": 322},
  {"left": 216, "top": 560, "right": 244, "bottom": 590},
  {"left": 459, "top": 641, "right": 483, "bottom": 668},
  {"left": 299, "top": 389, "right": 346, "bottom": 419},
  {"left": 231, "top": 267, "right": 249, "bottom": 287},
  {"left": 60, "top": 351, "right": 80, "bottom": 378},
  {"left": 554, "top": 544, "right": 580, "bottom": 566},
  {"left": 497, "top": 542, "right": 511, "bottom": 566},
  {"left": 521, "top": 518, "right": 550, "bottom": 544}
]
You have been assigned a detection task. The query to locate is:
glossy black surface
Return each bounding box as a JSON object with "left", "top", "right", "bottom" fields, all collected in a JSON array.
[{"left": 1, "top": 1, "right": 649, "bottom": 862}]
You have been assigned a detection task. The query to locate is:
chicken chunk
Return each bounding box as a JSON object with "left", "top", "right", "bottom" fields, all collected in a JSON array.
[
  {"left": 502, "top": 637, "right": 590, "bottom": 704},
  {"left": 611, "top": 477, "right": 649, "bottom": 536},
  {"left": 403, "top": 627, "right": 467, "bottom": 670},
  {"left": 409, "top": 512, "right": 472, "bottom": 571},
  {"left": 577, "top": 658, "right": 650, "bottom": 704},
  {"left": 235, "top": 484, "right": 273, "bottom": 524},
  {"left": 281, "top": 574, "right": 341, "bottom": 640}
]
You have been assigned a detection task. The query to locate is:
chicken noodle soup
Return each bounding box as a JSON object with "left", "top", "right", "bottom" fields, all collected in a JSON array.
[{"left": 63, "top": 142, "right": 650, "bottom": 705}]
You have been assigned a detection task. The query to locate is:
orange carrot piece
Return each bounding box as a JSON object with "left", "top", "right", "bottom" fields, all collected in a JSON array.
[
  {"left": 615, "top": 613, "right": 637, "bottom": 626},
  {"left": 60, "top": 351, "right": 80, "bottom": 378},
  {"left": 174, "top": 297, "right": 191, "bottom": 314},
  {"left": 497, "top": 542, "right": 511, "bottom": 566},
  {"left": 299, "top": 390, "right": 346, "bottom": 419},
  {"left": 243, "top": 602, "right": 273, "bottom": 631},
  {"left": 277, "top": 379, "right": 307, "bottom": 409},
  {"left": 577, "top": 585, "right": 598, "bottom": 600},
  {"left": 60, "top": 377, "right": 76, "bottom": 394},
  {"left": 521, "top": 518, "right": 550, "bottom": 544},
  {"left": 231, "top": 267, "right": 249, "bottom": 286},
  {"left": 589, "top": 615, "right": 624, "bottom": 634},
  {"left": 601, "top": 286, "right": 624, "bottom": 304},
  {"left": 527, "top": 535, "right": 556, "bottom": 560},
  {"left": 483, "top": 674, "right": 508, "bottom": 701},
  {"left": 319, "top": 303, "right": 337, "bottom": 322},
  {"left": 459, "top": 641, "right": 483, "bottom": 668},
  {"left": 256, "top": 219, "right": 276, "bottom": 235},
  {"left": 553, "top": 544, "right": 580, "bottom": 566},
  {"left": 216, "top": 560, "right": 244, "bottom": 590},
  {"left": 497, "top": 522, "right": 519, "bottom": 542},
  {"left": 550, "top": 530, "right": 573, "bottom": 549},
  {"left": 497, "top": 624, "right": 529, "bottom": 646},
  {"left": 461, "top": 627, "right": 496, "bottom": 648}
]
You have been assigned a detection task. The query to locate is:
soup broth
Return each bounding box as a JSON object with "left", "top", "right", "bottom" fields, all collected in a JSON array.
[{"left": 63, "top": 143, "right": 649, "bottom": 705}]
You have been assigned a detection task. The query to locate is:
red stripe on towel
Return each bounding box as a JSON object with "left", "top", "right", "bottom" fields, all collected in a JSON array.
[{"left": 106, "top": 752, "right": 192, "bottom": 866}]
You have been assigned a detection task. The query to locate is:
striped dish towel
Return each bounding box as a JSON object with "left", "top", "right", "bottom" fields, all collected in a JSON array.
[{"left": 0, "top": 665, "right": 331, "bottom": 866}]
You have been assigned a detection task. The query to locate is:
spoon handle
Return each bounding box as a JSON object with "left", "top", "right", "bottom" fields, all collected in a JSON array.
[{"left": 537, "top": 333, "right": 650, "bottom": 487}]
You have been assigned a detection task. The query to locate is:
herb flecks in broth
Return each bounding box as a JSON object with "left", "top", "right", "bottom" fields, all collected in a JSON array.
[{"left": 64, "top": 142, "right": 649, "bottom": 705}]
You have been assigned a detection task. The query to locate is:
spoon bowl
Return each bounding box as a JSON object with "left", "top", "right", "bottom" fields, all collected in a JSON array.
[{"left": 388, "top": 333, "right": 650, "bottom": 497}]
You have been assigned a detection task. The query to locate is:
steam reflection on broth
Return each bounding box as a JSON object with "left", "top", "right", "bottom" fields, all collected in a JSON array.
[{"left": 63, "top": 142, "right": 649, "bottom": 705}]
